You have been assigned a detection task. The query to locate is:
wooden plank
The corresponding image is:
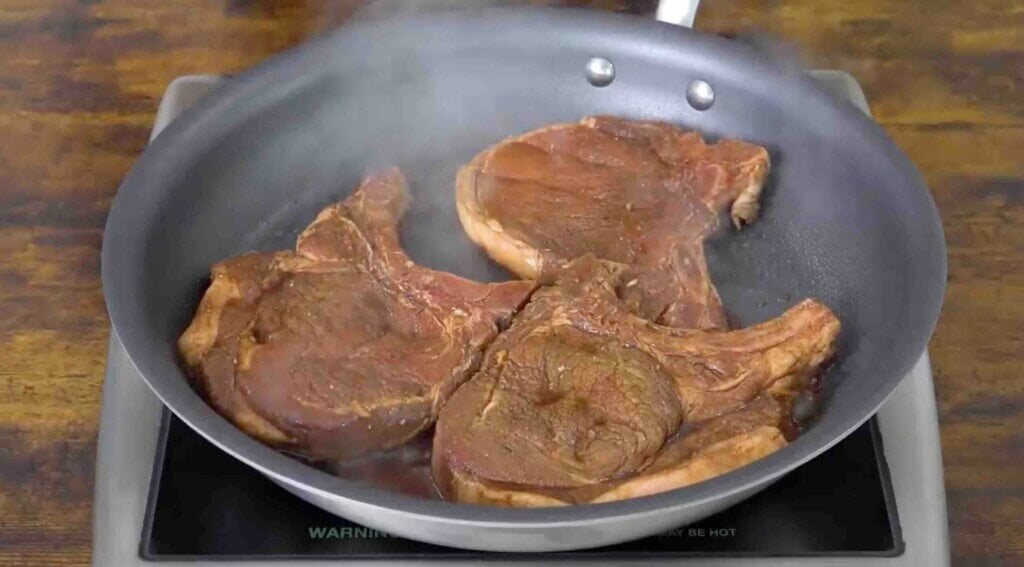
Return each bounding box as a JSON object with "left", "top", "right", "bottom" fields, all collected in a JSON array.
[{"left": 0, "top": 1, "right": 1020, "bottom": 565}]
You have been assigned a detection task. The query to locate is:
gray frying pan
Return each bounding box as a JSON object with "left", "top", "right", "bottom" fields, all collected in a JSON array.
[{"left": 101, "top": 0, "right": 945, "bottom": 552}]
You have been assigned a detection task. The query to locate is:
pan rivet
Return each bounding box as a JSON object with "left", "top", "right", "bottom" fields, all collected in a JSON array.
[
  {"left": 585, "top": 57, "right": 615, "bottom": 87},
  {"left": 686, "top": 79, "right": 715, "bottom": 110}
]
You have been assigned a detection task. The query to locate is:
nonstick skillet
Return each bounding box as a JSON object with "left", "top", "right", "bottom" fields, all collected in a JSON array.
[{"left": 101, "top": 0, "right": 946, "bottom": 552}]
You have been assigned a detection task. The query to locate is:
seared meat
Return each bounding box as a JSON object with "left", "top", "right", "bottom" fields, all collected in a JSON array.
[
  {"left": 456, "top": 116, "right": 769, "bottom": 329},
  {"left": 178, "top": 252, "right": 294, "bottom": 446},
  {"left": 432, "top": 257, "right": 838, "bottom": 506},
  {"left": 589, "top": 394, "right": 792, "bottom": 504},
  {"left": 179, "top": 169, "right": 535, "bottom": 461}
]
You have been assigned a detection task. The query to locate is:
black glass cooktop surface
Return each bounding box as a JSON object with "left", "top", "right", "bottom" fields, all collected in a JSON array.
[{"left": 141, "top": 412, "right": 902, "bottom": 560}]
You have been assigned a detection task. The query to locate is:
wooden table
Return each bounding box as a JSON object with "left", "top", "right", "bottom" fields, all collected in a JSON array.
[{"left": 0, "top": 1, "right": 1020, "bottom": 565}]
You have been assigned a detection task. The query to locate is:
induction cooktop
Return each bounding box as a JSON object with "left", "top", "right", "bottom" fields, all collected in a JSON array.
[{"left": 141, "top": 409, "right": 900, "bottom": 560}]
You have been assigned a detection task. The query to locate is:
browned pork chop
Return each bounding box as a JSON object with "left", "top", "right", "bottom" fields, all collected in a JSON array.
[
  {"left": 432, "top": 257, "right": 838, "bottom": 506},
  {"left": 456, "top": 116, "right": 770, "bottom": 329},
  {"left": 179, "top": 169, "right": 535, "bottom": 461}
]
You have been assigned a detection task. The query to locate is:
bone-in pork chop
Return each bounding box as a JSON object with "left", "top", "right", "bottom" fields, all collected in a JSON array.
[
  {"left": 179, "top": 169, "right": 535, "bottom": 461},
  {"left": 456, "top": 116, "right": 770, "bottom": 329},
  {"left": 432, "top": 257, "right": 838, "bottom": 506}
]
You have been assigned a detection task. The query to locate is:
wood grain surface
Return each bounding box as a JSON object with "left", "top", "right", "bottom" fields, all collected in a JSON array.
[{"left": 0, "top": 1, "right": 1020, "bottom": 565}]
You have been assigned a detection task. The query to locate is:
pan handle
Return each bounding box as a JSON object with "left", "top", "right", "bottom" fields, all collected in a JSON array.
[{"left": 655, "top": 0, "right": 701, "bottom": 28}]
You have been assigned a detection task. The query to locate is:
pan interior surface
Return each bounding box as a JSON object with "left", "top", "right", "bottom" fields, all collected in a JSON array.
[{"left": 102, "top": 8, "right": 945, "bottom": 530}]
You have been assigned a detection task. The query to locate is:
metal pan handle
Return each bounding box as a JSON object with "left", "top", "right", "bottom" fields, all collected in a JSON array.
[{"left": 655, "top": 0, "right": 701, "bottom": 28}]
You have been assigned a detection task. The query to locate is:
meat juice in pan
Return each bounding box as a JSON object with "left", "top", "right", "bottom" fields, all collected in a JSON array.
[{"left": 323, "top": 431, "right": 439, "bottom": 500}]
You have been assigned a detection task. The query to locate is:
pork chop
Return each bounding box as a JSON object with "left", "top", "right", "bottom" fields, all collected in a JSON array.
[
  {"left": 432, "top": 257, "right": 838, "bottom": 506},
  {"left": 456, "top": 116, "right": 770, "bottom": 329},
  {"left": 179, "top": 169, "right": 535, "bottom": 461}
]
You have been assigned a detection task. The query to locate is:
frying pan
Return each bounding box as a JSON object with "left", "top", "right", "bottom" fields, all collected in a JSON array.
[{"left": 101, "top": 0, "right": 946, "bottom": 552}]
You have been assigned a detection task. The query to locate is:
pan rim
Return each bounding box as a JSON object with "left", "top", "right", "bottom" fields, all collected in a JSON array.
[{"left": 102, "top": 6, "right": 946, "bottom": 528}]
